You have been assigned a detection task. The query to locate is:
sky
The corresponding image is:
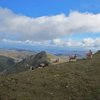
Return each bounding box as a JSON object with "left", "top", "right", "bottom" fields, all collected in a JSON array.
[{"left": 0, "top": 0, "right": 100, "bottom": 51}]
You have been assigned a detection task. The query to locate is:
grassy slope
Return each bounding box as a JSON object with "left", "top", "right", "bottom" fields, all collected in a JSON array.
[
  {"left": 0, "top": 55, "right": 15, "bottom": 73},
  {"left": 0, "top": 54, "right": 100, "bottom": 100}
]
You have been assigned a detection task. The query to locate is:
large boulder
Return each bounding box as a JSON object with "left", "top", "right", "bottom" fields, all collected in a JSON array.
[{"left": 31, "top": 51, "right": 51, "bottom": 67}]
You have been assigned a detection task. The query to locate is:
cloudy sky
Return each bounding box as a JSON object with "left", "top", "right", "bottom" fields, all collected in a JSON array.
[{"left": 0, "top": 0, "right": 100, "bottom": 51}]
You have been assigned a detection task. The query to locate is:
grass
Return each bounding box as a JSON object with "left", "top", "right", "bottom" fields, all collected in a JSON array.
[{"left": 0, "top": 54, "right": 100, "bottom": 100}]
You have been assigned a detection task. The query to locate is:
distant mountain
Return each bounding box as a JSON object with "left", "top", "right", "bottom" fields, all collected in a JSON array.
[{"left": 0, "top": 49, "right": 36, "bottom": 59}]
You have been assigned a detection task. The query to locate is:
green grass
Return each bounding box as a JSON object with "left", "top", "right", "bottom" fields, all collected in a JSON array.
[{"left": 0, "top": 54, "right": 100, "bottom": 100}]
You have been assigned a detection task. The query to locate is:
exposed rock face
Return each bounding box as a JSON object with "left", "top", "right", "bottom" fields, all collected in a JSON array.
[{"left": 31, "top": 51, "right": 50, "bottom": 67}]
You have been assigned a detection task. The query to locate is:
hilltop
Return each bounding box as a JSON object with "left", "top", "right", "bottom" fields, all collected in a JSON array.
[{"left": 0, "top": 51, "right": 99, "bottom": 100}]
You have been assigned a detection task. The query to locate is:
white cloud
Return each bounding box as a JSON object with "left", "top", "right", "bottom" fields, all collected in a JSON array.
[
  {"left": 51, "top": 37, "right": 100, "bottom": 49},
  {"left": 2, "top": 37, "right": 100, "bottom": 49},
  {"left": 0, "top": 8, "right": 100, "bottom": 42},
  {"left": 82, "top": 38, "right": 95, "bottom": 47},
  {"left": 2, "top": 39, "right": 23, "bottom": 44},
  {"left": 66, "top": 40, "right": 82, "bottom": 47},
  {"left": 82, "top": 37, "right": 100, "bottom": 48},
  {"left": 2, "top": 38, "right": 50, "bottom": 46},
  {"left": 51, "top": 39, "right": 63, "bottom": 46}
]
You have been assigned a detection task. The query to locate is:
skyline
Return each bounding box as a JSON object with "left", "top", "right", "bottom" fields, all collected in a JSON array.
[{"left": 0, "top": 0, "right": 100, "bottom": 51}]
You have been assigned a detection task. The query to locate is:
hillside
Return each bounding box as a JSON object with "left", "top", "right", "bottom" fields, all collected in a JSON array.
[
  {"left": 6, "top": 51, "right": 68, "bottom": 74},
  {"left": 0, "top": 51, "right": 100, "bottom": 100},
  {"left": 0, "top": 55, "right": 15, "bottom": 74},
  {"left": 5, "top": 51, "right": 50, "bottom": 74}
]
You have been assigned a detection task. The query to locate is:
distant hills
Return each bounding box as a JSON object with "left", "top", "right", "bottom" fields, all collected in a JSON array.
[
  {"left": 0, "top": 49, "right": 99, "bottom": 74},
  {"left": 0, "top": 49, "right": 36, "bottom": 62}
]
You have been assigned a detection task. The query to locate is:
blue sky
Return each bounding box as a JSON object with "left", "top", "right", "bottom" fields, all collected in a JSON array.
[
  {"left": 0, "top": 0, "right": 100, "bottom": 51},
  {"left": 0, "top": 0, "right": 100, "bottom": 17}
]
